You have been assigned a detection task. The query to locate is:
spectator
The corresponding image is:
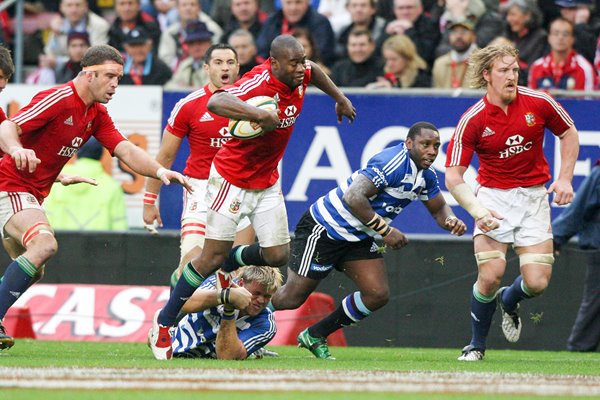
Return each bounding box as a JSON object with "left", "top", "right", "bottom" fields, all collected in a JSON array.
[
  {"left": 528, "top": 17, "right": 595, "bottom": 91},
  {"left": 121, "top": 27, "right": 173, "bottom": 85},
  {"left": 366, "top": 33, "right": 430, "bottom": 88},
  {"left": 44, "top": 138, "right": 128, "bottom": 231},
  {"left": 553, "top": 161, "right": 600, "bottom": 353},
  {"left": 108, "top": 0, "right": 161, "bottom": 54},
  {"left": 256, "top": 0, "right": 336, "bottom": 65},
  {"left": 555, "top": 0, "right": 598, "bottom": 64},
  {"left": 228, "top": 29, "right": 263, "bottom": 78},
  {"left": 27, "top": 31, "right": 91, "bottom": 85},
  {"left": 432, "top": 19, "right": 478, "bottom": 89},
  {"left": 382, "top": 0, "right": 440, "bottom": 68},
  {"left": 220, "top": 0, "right": 267, "bottom": 44},
  {"left": 292, "top": 27, "right": 330, "bottom": 75},
  {"left": 165, "top": 20, "right": 212, "bottom": 89},
  {"left": 503, "top": 0, "right": 547, "bottom": 84},
  {"left": 336, "top": 0, "right": 387, "bottom": 59},
  {"left": 45, "top": 0, "right": 109, "bottom": 66},
  {"left": 436, "top": 0, "right": 505, "bottom": 57},
  {"left": 153, "top": 0, "right": 178, "bottom": 31},
  {"left": 158, "top": 0, "right": 223, "bottom": 70},
  {"left": 210, "top": 0, "right": 275, "bottom": 28},
  {"left": 318, "top": 0, "right": 351, "bottom": 35},
  {"left": 330, "top": 29, "right": 384, "bottom": 87}
]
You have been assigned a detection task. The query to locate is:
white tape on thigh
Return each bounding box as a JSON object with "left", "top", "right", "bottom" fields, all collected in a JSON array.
[
  {"left": 474, "top": 250, "right": 506, "bottom": 266},
  {"left": 519, "top": 253, "right": 554, "bottom": 267},
  {"left": 180, "top": 232, "right": 204, "bottom": 259}
]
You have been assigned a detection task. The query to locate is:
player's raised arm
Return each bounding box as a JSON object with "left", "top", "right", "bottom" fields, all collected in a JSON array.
[{"left": 308, "top": 60, "right": 356, "bottom": 124}]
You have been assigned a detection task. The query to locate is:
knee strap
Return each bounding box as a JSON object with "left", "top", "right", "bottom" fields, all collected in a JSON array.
[
  {"left": 519, "top": 253, "right": 554, "bottom": 267},
  {"left": 474, "top": 250, "right": 506, "bottom": 266},
  {"left": 21, "top": 222, "right": 54, "bottom": 248}
]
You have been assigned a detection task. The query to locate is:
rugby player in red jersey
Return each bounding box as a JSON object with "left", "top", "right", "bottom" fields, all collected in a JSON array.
[
  {"left": 0, "top": 45, "right": 191, "bottom": 350},
  {"left": 149, "top": 34, "right": 356, "bottom": 360},
  {"left": 143, "top": 43, "right": 255, "bottom": 290},
  {"left": 445, "top": 45, "right": 579, "bottom": 361}
]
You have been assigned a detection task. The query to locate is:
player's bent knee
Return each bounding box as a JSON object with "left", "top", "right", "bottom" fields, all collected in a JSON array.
[
  {"left": 519, "top": 253, "right": 554, "bottom": 268},
  {"left": 263, "top": 250, "right": 289, "bottom": 267},
  {"left": 474, "top": 250, "right": 506, "bottom": 267}
]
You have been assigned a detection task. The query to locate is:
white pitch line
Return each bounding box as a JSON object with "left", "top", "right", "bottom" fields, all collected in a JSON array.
[{"left": 1, "top": 367, "right": 600, "bottom": 396}]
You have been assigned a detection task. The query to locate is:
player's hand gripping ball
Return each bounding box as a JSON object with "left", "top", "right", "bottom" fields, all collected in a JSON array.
[{"left": 228, "top": 96, "right": 278, "bottom": 139}]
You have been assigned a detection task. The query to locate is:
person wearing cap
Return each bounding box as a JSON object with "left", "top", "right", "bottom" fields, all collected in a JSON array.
[
  {"left": 27, "top": 31, "right": 92, "bottom": 85},
  {"left": 121, "top": 27, "right": 173, "bottom": 85},
  {"left": 528, "top": 17, "right": 596, "bottom": 91},
  {"left": 165, "top": 20, "right": 212, "bottom": 89},
  {"left": 432, "top": 19, "right": 478, "bottom": 88},
  {"left": 555, "top": 0, "right": 598, "bottom": 64},
  {"left": 108, "top": 0, "right": 161, "bottom": 55},
  {"left": 158, "top": 0, "right": 223, "bottom": 71},
  {"left": 44, "top": 138, "right": 128, "bottom": 231}
]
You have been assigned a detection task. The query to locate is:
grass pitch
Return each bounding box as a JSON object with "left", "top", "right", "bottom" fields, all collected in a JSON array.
[{"left": 0, "top": 340, "right": 599, "bottom": 399}]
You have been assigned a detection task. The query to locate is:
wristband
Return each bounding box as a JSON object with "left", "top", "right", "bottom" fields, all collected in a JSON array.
[
  {"left": 221, "top": 309, "right": 236, "bottom": 320},
  {"left": 156, "top": 167, "right": 168, "bottom": 180},
  {"left": 143, "top": 192, "right": 158, "bottom": 205},
  {"left": 218, "top": 288, "right": 231, "bottom": 305},
  {"left": 366, "top": 214, "right": 392, "bottom": 237}
]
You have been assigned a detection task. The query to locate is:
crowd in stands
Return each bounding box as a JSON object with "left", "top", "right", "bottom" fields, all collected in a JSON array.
[{"left": 3, "top": 0, "right": 600, "bottom": 90}]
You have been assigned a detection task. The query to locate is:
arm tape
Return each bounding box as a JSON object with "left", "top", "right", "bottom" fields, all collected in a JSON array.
[
  {"left": 449, "top": 183, "right": 489, "bottom": 220},
  {"left": 366, "top": 214, "right": 392, "bottom": 237}
]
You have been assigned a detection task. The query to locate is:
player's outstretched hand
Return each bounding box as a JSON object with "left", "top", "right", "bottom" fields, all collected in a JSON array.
[
  {"left": 10, "top": 147, "right": 41, "bottom": 173},
  {"left": 475, "top": 210, "right": 503, "bottom": 232},
  {"left": 444, "top": 216, "right": 467, "bottom": 236},
  {"left": 229, "top": 286, "right": 252, "bottom": 310},
  {"left": 548, "top": 178, "right": 574, "bottom": 206},
  {"left": 335, "top": 96, "right": 356, "bottom": 124},
  {"left": 57, "top": 174, "right": 98, "bottom": 186},
  {"left": 158, "top": 169, "right": 193, "bottom": 194},
  {"left": 384, "top": 227, "right": 408, "bottom": 250}
]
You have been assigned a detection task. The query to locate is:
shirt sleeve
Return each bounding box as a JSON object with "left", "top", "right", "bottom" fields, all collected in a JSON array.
[
  {"left": 166, "top": 97, "right": 192, "bottom": 138},
  {"left": 10, "top": 88, "right": 62, "bottom": 132},
  {"left": 93, "top": 107, "right": 127, "bottom": 154},
  {"left": 238, "top": 311, "right": 277, "bottom": 356},
  {"left": 445, "top": 110, "right": 479, "bottom": 168},
  {"left": 359, "top": 147, "right": 407, "bottom": 191},
  {"left": 538, "top": 94, "right": 574, "bottom": 136},
  {"left": 420, "top": 169, "right": 442, "bottom": 200}
]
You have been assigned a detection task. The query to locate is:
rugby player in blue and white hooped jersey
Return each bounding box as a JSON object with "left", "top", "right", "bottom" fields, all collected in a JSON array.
[
  {"left": 172, "top": 265, "right": 282, "bottom": 360},
  {"left": 272, "top": 121, "right": 467, "bottom": 360}
]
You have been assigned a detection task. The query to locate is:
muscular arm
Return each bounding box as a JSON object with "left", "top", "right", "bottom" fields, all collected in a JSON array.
[
  {"left": 144, "top": 130, "right": 183, "bottom": 195},
  {"left": 342, "top": 174, "right": 408, "bottom": 249},
  {"left": 423, "top": 193, "right": 466, "bottom": 236},
  {"left": 0, "top": 120, "right": 40, "bottom": 173},
  {"left": 549, "top": 126, "right": 579, "bottom": 205},
  {"left": 215, "top": 319, "right": 248, "bottom": 360},
  {"left": 309, "top": 61, "right": 356, "bottom": 124},
  {"left": 207, "top": 92, "right": 279, "bottom": 132}
]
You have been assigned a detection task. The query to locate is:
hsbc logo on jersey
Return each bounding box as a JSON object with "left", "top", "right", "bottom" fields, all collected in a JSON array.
[
  {"left": 278, "top": 105, "right": 298, "bottom": 128},
  {"left": 57, "top": 136, "right": 84, "bottom": 158},
  {"left": 208, "top": 127, "right": 232, "bottom": 148},
  {"left": 499, "top": 134, "right": 533, "bottom": 159}
]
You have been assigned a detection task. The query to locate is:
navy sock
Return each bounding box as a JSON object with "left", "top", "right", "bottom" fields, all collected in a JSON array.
[
  {"left": 239, "top": 243, "right": 266, "bottom": 266},
  {"left": 158, "top": 262, "right": 205, "bottom": 326},
  {"left": 0, "top": 257, "right": 37, "bottom": 319},
  {"left": 501, "top": 275, "right": 533, "bottom": 312},
  {"left": 310, "top": 292, "right": 372, "bottom": 338},
  {"left": 469, "top": 284, "right": 497, "bottom": 350}
]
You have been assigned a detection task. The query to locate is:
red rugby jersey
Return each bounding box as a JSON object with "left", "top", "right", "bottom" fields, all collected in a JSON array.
[
  {"left": 166, "top": 84, "right": 231, "bottom": 179},
  {"left": 213, "top": 58, "right": 312, "bottom": 189},
  {"left": 446, "top": 86, "right": 574, "bottom": 189},
  {"left": 0, "top": 82, "right": 127, "bottom": 202}
]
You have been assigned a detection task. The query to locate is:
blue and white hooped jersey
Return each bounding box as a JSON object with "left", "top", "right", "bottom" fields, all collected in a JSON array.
[
  {"left": 171, "top": 275, "right": 277, "bottom": 358},
  {"left": 310, "top": 142, "right": 441, "bottom": 242}
]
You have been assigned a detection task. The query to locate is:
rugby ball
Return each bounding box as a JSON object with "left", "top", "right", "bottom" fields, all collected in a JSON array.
[{"left": 228, "top": 96, "right": 278, "bottom": 139}]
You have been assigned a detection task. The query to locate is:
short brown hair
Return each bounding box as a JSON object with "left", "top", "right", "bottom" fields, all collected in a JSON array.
[
  {"left": 0, "top": 44, "right": 14, "bottom": 79},
  {"left": 81, "top": 45, "right": 124, "bottom": 68}
]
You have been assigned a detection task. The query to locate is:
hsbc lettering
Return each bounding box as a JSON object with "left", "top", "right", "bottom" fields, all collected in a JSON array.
[
  {"left": 209, "top": 137, "right": 230, "bottom": 148},
  {"left": 57, "top": 146, "right": 79, "bottom": 157},
  {"left": 499, "top": 141, "right": 533, "bottom": 159},
  {"left": 278, "top": 116, "right": 297, "bottom": 128}
]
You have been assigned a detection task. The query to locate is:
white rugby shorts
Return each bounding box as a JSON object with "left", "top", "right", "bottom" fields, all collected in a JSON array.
[
  {"left": 0, "top": 192, "right": 44, "bottom": 239},
  {"left": 181, "top": 177, "right": 251, "bottom": 232},
  {"left": 474, "top": 185, "right": 552, "bottom": 247},
  {"left": 204, "top": 166, "right": 290, "bottom": 247}
]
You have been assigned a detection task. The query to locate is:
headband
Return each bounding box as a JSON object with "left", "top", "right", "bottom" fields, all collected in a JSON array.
[{"left": 82, "top": 63, "right": 124, "bottom": 74}]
